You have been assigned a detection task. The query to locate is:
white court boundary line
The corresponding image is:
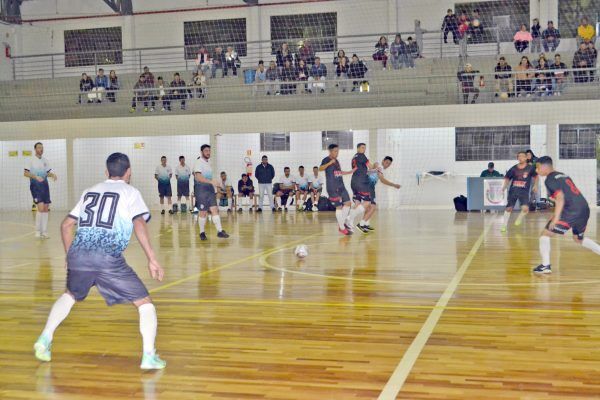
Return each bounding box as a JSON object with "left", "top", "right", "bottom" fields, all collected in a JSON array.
[{"left": 377, "top": 223, "right": 490, "bottom": 400}]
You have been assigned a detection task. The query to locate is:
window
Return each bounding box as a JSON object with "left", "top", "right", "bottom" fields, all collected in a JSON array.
[
  {"left": 64, "top": 27, "right": 122, "bottom": 68},
  {"left": 321, "top": 131, "right": 353, "bottom": 150},
  {"left": 559, "top": 0, "right": 600, "bottom": 38},
  {"left": 270, "top": 12, "right": 337, "bottom": 53},
  {"left": 455, "top": 0, "right": 530, "bottom": 42},
  {"left": 261, "top": 133, "right": 290, "bottom": 152},
  {"left": 184, "top": 18, "right": 247, "bottom": 59},
  {"left": 559, "top": 124, "right": 600, "bottom": 159},
  {"left": 455, "top": 126, "right": 530, "bottom": 161}
]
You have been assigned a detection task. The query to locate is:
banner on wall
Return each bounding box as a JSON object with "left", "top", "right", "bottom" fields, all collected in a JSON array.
[
  {"left": 8, "top": 151, "right": 18, "bottom": 157},
  {"left": 484, "top": 179, "right": 506, "bottom": 206},
  {"left": 22, "top": 150, "right": 32, "bottom": 156},
  {"left": 134, "top": 142, "right": 145, "bottom": 149}
]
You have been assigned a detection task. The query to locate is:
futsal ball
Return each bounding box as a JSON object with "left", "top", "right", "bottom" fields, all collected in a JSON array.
[
  {"left": 500, "top": 92, "right": 509, "bottom": 101},
  {"left": 472, "top": 19, "right": 480, "bottom": 27},
  {"left": 295, "top": 244, "right": 308, "bottom": 259}
]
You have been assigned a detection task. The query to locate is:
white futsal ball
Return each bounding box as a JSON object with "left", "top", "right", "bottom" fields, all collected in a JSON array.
[{"left": 295, "top": 244, "right": 308, "bottom": 259}]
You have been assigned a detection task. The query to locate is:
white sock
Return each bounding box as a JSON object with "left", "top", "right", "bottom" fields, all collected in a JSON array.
[
  {"left": 347, "top": 205, "right": 365, "bottom": 225},
  {"left": 582, "top": 238, "right": 600, "bottom": 255},
  {"left": 41, "top": 212, "right": 49, "bottom": 234},
  {"left": 335, "top": 208, "right": 346, "bottom": 230},
  {"left": 502, "top": 211, "right": 511, "bottom": 227},
  {"left": 539, "top": 236, "right": 551, "bottom": 266},
  {"left": 341, "top": 205, "right": 351, "bottom": 222},
  {"left": 161, "top": 203, "right": 165, "bottom": 211},
  {"left": 286, "top": 196, "right": 293, "bottom": 207},
  {"left": 359, "top": 219, "right": 368, "bottom": 226},
  {"left": 41, "top": 293, "right": 76, "bottom": 341},
  {"left": 198, "top": 216, "right": 207, "bottom": 233},
  {"left": 35, "top": 212, "right": 42, "bottom": 233},
  {"left": 212, "top": 215, "right": 223, "bottom": 232},
  {"left": 138, "top": 303, "right": 157, "bottom": 355},
  {"left": 515, "top": 212, "right": 526, "bottom": 224}
]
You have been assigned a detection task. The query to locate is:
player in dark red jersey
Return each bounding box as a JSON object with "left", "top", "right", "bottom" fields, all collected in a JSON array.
[
  {"left": 320, "top": 144, "right": 356, "bottom": 235},
  {"left": 501, "top": 151, "right": 538, "bottom": 232},
  {"left": 533, "top": 156, "right": 600, "bottom": 274}
]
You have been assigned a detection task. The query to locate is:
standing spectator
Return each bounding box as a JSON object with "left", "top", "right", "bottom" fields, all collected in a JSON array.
[
  {"left": 494, "top": 56, "right": 513, "bottom": 97},
  {"left": 280, "top": 59, "right": 297, "bottom": 95},
  {"left": 107, "top": 70, "right": 119, "bottom": 102},
  {"left": 348, "top": 54, "right": 368, "bottom": 91},
  {"left": 195, "top": 46, "right": 212, "bottom": 76},
  {"left": 170, "top": 73, "right": 187, "bottom": 110},
  {"left": 298, "top": 40, "right": 315, "bottom": 66},
  {"left": 211, "top": 46, "right": 226, "bottom": 78},
  {"left": 457, "top": 63, "right": 480, "bottom": 104},
  {"left": 533, "top": 56, "right": 552, "bottom": 96},
  {"left": 94, "top": 68, "right": 108, "bottom": 103},
  {"left": 333, "top": 49, "right": 349, "bottom": 67},
  {"left": 526, "top": 150, "right": 538, "bottom": 166},
  {"left": 577, "top": 17, "right": 596, "bottom": 45},
  {"left": 224, "top": 46, "right": 241, "bottom": 77},
  {"left": 573, "top": 42, "right": 592, "bottom": 83},
  {"left": 389, "top": 34, "right": 408, "bottom": 70},
  {"left": 192, "top": 71, "right": 206, "bottom": 98},
  {"left": 549, "top": 54, "right": 568, "bottom": 96},
  {"left": 78, "top": 73, "right": 94, "bottom": 104},
  {"left": 442, "top": 9, "right": 459, "bottom": 44},
  {"left": 372, "top": 36, "right": 389, "bottom": 69},
  {"left": 142, "top": 66, "right": 155, "bottom": 86},
  {"left": 255, "top": 155, "right": 276, "bottom": 212},
  {"left": 156, "top": 76, "right": 170, "bottom": 111},
  {"left": 276, "top": 42, "right": 295, "bottom": 72},
  {"left": 514, "top": 24, "right": 533, "bottom": 53},
  {"left": 296, "top": 59, "right": 309, "bottom": 92},
  {"left": 531, "top": 18, "right": 542, "bottom": 53},
  {"left": 308, "top": 56, "right": 327, "bottom": 93},
  {"left": 336, "top": 55, "right": 350, "bottom": 92},
  {"left": 588, "top": 41, "right": 597, "bottom": 81},
  {"left": 542, "top": 21, "right": 561, "bottom": 52},
  {"left": 407, "top": 36, "right": 420, "bottom": 68},
  {"left": 130, "top": 74, "right": 153, "bottom": 112},
  {"left": 254, "top": 60, "right": 268, "bottom": 95},
  {"left": 265, "top": 60, "right": 280, "bottom": 95},
  {"left": 514, "top": 56, "right": 534, "bottom": 97}
]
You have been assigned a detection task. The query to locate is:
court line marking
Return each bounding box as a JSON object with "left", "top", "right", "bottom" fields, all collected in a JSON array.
[
  {"left": 148, "top": 232, "right": 321, "bottom": 294},
  {"left": 377, "top": 223, "right": 491, "bottom": 400},
  {"left": 2, "top": 262, "right": 32, "bottom": 270},
  {"left": 0, "top": 231, "right": 35, "bottom": 243}
]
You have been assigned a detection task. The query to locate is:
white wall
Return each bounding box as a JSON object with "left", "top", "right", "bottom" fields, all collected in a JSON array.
[
  {"left": 0, "top": 139, "right": 68, "bottom": 210},
  {"left": 0, "top": 24, "right": 16, "bottom": 80}
]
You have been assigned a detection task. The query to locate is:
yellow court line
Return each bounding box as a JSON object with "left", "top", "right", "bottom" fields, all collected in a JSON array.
[
  {"left": 148, "top": 232, "right": 321, "bottom": 293},
  {"left": 0, "top": 231, "right": 35, "bottom": 244}
]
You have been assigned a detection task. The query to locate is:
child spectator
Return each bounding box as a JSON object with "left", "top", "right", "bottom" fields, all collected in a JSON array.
[
  {"left": 192, "top": 71, "right": 207, "bottom": 98},
  {"left": 225, "top": 46, "right": 241, "bottom": 77},
  {"left": 107, "top": 70, "right": 119, "bottom": 102},
  {"left": 156, "top": 76, "right": 170, "bottom": 111},
  {"left": 78, "top": 73, "right": 94, "bottom": 104},
  {"left": 530, "top": 19, "right": 542, "bottom": 53},
  {"left": 254, "top": 60, "right": 268, "bottom": 95},
  {"left": 266, "top": 60, "right": 280, "bottom": 95},
  {"left": 372, "top": 36, "right": 389, "bottom": 69}
]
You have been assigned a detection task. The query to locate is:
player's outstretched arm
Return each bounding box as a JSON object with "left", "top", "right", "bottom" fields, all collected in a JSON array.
[
  {"left": 379, "top": 174, "right": 401, "bottom": 189},
  {"left": 61, "top": 216, "right": 77, "bottom": 253},
  {"left": 319, "top": 160, "right": 333, "bottom": 171},
  {"left": 342, "top": 167, "right": 357, "bottom": 176},
  {"left": 133, "top": 217, "right": 164, "bottom": 282}
]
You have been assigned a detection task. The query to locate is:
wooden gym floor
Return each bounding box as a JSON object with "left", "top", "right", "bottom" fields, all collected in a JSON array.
[{"left": 1, "top": 209, "right": 600, "bottom": 400}]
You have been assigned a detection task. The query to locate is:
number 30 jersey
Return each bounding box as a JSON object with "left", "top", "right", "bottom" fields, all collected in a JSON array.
[{"left": 68, "top": 180, "right": 151, "bottom": 258}]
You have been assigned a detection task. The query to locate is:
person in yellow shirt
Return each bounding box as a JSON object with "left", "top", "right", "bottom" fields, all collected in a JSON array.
[{"left": 577, "top": 17, "right": 596, "bottom": 44}]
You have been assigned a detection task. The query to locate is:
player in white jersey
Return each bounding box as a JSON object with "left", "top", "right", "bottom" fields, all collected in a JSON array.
[
  {"left": 154, "top": 156, "right": 173, "bottom": 215},
  {"left": 24, "top": 142, "right": 57, "bottom": 238},
  {"left": 175, "top": 155, "right": 192, "bottom": 213},
  {"left": 361, "top": 156, "right": 401, "bottom": 231},
  {"left": 33, "top": 153, "right": 166, "bottom": 370},
  {"left": 295, "top": 166, "right": 310, "bottom": 211},
  {"left": 275, "top": 167, "right": 296, "bottom": 211},
  {"left": 193, "top": 144, "right": 229, "bottom": 240},
  {"left": 308, "top": 166, "right": 323, "bottom": 212}
]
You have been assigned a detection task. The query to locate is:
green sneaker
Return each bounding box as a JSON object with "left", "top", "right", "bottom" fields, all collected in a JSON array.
[
  {"left": 140, "top": 353, "right": 166, "bottom": 370},
  {"left": 500, "top": 226, "right": 507, "bottom": 233},
  {"left": 33, "top": 334, "right": 52, "bottom": 362}
]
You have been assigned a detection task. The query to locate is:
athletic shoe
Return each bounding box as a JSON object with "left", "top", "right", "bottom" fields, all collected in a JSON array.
[
  {"left": 161, "top": 210, "right": 165, "bottom": 215},
  {"left": 365, "top": 225, "right": 375, "bottom": 231},
  {"left": 199, "top": 232, "right": 207, "bottom": 241},
  {"left": 191, "top": 208, "right": 199, "bottom": 214},
  {"left": 217, "top": 230, "right": 229, "bottom": 238},
  {"left": 277, "top": 207, "right": 282, "bottom": 212},
  {"left": 249, "top": 208, "right": 254, "bottom": 213},
  {"left": 257, "top": 208, "right": 263, "bottom": 212},
  {"left": 356, "top": 224, "right": 370, "bottom": 234},
  {"left": 140, "top": 353, "right": 167, "bottom": 370},
  {"left": 31, "top": 203, "right": 37, "bottom": 211},
  {"left": 532, "top": 264, "right": 552, "bottom": 274},
  {"left": 161, "top": 107, "right": 166, "bottom": 112},
  {"left": 143, "top": 107, "right": 149, "bottom": 112},
  {"left": 338, "top": 227, "right": 352, "bottom": 236},
  {"left": 238, "top": 208, "right": 243, "bottom": 213},
  {"left": 500, "top": 226, "right": 507, "bottom": 233},
  {"left": 33, "top": 334, "right": 52, "bottom": 362},
  {"left": 514, "top": 219, "right": 523, "bottom": 227},
  {"left": 272, "top": 207, "right": 277, "bottom": 212},
  {"left": 312, "top": 205, "right": 318, "bottom": 212},
  {"left": 284, "top": 207, "right": 288, "bottom": 212},
  {"left": 129, "top": 108, "right": 136, "bottom": 113},
  {"left": 35, "top": 232, "right": 41, "bottom": 238},
  {"left": 168, "top": 210, "right": 174, "bottom": 214},
  {"left": 41, "top": 233, "right": 50, "bottom": 239},
  {"left": 150, "top": 107, "right": 155, "bottom": 112},
  {"left": 344, "top": 223, "right": 354, "bottom": 233}
]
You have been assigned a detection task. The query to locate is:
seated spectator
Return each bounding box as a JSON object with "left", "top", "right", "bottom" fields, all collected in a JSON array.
[
  {"left": 407, "top": 36, "right": 419, "bottom": 68},
  {"left": 348, "top": 54, "right": 369, "bottom": 92},
  {"left": 573, "top": 42, "right": 593, "bottom": 83},
  {"left": 296, "top": 59, "right": 309, "bottom": 92},
  {"left": 156, "top": 76, "right": 170, "bottom": 112},
  {"left": 276, "top": 42, "right": 295, "bottom": 72},
  {"left": 533, "top": 56, "right": 552, "bottom": 96},
  {"left": 308, "top": 166, "right": 323, "bottom": 211},
  {"left": 336, "top": 55, "right": 350, "bottom": 92},
  {"left": 195, "top": 45, "right": 212, "bottom": 76},
  {"left": 457, "top": 12, "right": 470, "bottom": 39},
  {"left": 530, "top": 18, "right": 542, "bottom": 53},
  {"left": 192, "top": 71, "right": 206, "bottom": 98},
  {"left": 333, "top": 49, "right": 349, "bottom": 67},
  {"left": 494, "top": 56, "right": 513, "bottom": 97},
  {"left": 225, "top": 46, "right": 241, "bottom": 77},
  {"left": 275, "top": 167, "right": 295, "bottom": 211},
  {"left": 372, "top": 35, "right": 389, "bottom": 69},
  {"left": 542, "top": 21, "right": 561, "bottom": 52},
  {"left": 280, "top": 59, "right": 297, "bottom": 95},
  {"left": 298, "top": 40, "right": 315, "bottom": 66},
  {"left": 78, "top": 72, "right": 94, "bottom": 104},
  {"left": 130, "top": 74, "right": 154, "bottom": 112},
  {"left": 468, "top": 9, "right": 484, "bottom": 43},
  {"left": 514, "top": 56, "right": 534, "bottom": 96},
  {"left": 107, "top": 70, "right": 119, "bottom": 102},
  {"left": 217, "top": 171, "right": 235, "bottom": 212},
  {"left": 457, "top": 63, "right": 480, "bottom": 104},
  {"left": 514, "top": 24, "right": 533, "bottom": 53},
  {"left": 237, "top": 174, "right": 256, "bottom": 212},
  {"left": 442, "top": 9, "right": 459, "bottom": 45},
  {"left": 390, "top": 34, "right": 408, "bottom": 70},
  {"left": 308, "top": 56, "right": 327, "bottom": 93},
  {"left": 254, "top": 60, "right": 268, "bottom": 95},
  {"left": 211, "top": 46, "right": 226, "bottom": 78},
  {"left": 142, "top": 66, "right": 155, "bottom": 86},
  {"left": 480, "top": 162, "right": 503, "bottom": 177},
  {"left": 170, "top": 73, "right": 187, "bottom": 110},
  {"left": 93, "top": 68, "right": 108, "bottom": 103},
  {"left": 266, "top": 60, "right": 280, "bottom": 95},
  {"left": 549, "top": 54, "right": 568, "bottom": 96},
  {"left": 577, "top": 17, "right": 596, "bottom": 45}
]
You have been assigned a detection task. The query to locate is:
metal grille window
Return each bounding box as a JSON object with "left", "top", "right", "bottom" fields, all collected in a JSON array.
[
  {"left": 321, "top": 131, "right": 353, "bottom": 150},
  {"left": 184, "top": 18, "right": 247, "bottom": 59},
  {"left": 64, "top": 27, "right": 122, "bottom": 68},
  {"left": 559, "top": 124, "right": 600, "bottom": 159},
  {"left": 455, "top": 126, "right": 531, "bottom": 161},
  {"left": 270, "top": 13, "right": 337, "bottom": 53},
  {"left": 260, "top": 133, "right": 290, "bottom": 152}
]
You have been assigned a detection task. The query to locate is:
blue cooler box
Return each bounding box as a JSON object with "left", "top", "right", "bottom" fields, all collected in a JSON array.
[{"left": 244, "top": 69, "right": 256, "bottom": 84}]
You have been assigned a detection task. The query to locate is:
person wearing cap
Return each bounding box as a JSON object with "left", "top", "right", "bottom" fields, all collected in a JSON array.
[
  {"left": 480, "top": 162, "right": 503, "bottom": 178},
  {"left": 542, "top": 21, "right": 561, "bottom": 52}
]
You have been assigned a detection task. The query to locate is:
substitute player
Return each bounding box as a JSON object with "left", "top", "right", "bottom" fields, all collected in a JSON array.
[
  {"left": 237, "top": 173, "right": 256, "bottom": 212},
  {"left": 175, "top": 155, "right": 191, "bottom": 213},
  {"left": 361, "top": 156, "right": 401, "bottom": 231},
  {"left": 501, "top": 151, "right": 538, "bottom": 232},
  {"left": 193, "top": 144, "right": 229, "bottom": 240},
  {"left": 275, "top": 167, "right": 296, "bottom": 211},
  {"left": 533, "top": 156, "right": 600, "bottom": 273},
  {"left": 320, "top": 144, "right": 355, "bottom": 235},
  {"left": 348, "top": 143, "right": 376, "bottom": 233},
  {"left": 24, "top": 142, "right": 57, "bottom": 238},
  {"left": 308, "top": 166, "right": 323, "bottom": 212},
  {"left": 155, "top": 156, "right": 174, "bottom": 215},
  {"left": 33, "top": 152, "right": 166, "bottom": 369},
  {"left": 295, "top": 166, "right": 310, "bottom": 211}
]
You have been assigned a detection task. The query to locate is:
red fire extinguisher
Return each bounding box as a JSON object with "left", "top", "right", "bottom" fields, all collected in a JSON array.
[{"left": 4, "top": 44, "right": 11, "bottom": 59}]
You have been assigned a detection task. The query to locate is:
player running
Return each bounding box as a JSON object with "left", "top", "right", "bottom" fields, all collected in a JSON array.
[
  {"left": 361, "top": 156, "right": 401, "bottom": 231},
  {"left": 348, "top": 143, "right": 376, "bottom": 233},
  {"left": 155, "top": 156, "right": 174, "bottom": 215},
  {"left": 533, "top": 156, "right": 600, "bottom": 273},
  {"left": 24, "top": 142, "right": 57, "bottom": 238},
  {"left": 33, "top": 153, "right": 166, "bottom": 369},
  {"left": 175, "top": 155, "right": 192, "bottom": 213},
  {"left": 320, "top": 144, "right": 355, "bottom": 235},
  {"left": 501, "top": 151, "right": 538, "bottom": 232}
]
